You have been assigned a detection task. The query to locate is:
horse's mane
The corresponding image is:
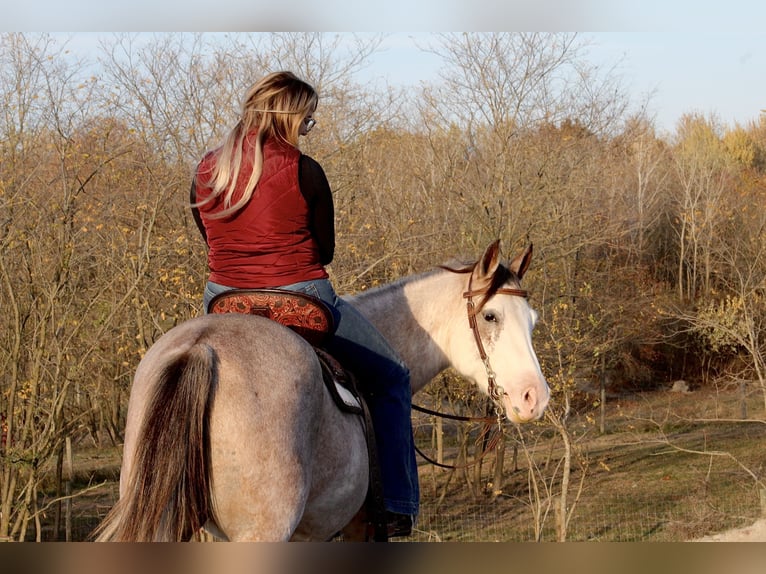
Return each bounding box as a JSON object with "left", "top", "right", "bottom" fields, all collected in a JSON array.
[
  {"left": 347, "top": 268, "right": 439, "bottom": 305},
  {"left": 350, "top": 257, "right": 520, "bottom": 316}
]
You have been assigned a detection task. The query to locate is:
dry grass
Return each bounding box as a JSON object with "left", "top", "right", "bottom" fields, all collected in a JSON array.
[
  {"left": 32, "top": 384, "right": 766, "bottom": 542},
  {"left": 410, "top": 384, "right": 766, "bottom": 542}
]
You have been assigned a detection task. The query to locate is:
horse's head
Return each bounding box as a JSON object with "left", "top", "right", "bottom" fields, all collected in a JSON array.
[{"left": 451, "top": 241, "right": 550, "bottom": 424}]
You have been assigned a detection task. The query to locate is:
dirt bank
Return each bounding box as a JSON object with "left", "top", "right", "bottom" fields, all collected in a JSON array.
[{"left": 694, "top": 518, "right": 766, "bottom": 542}]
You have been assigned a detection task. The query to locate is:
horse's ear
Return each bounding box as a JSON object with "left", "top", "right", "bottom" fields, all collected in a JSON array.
[
  {"left": 478, "top": 239, "right": 502, "bottom": 279},
  {"left": 510, "top": 243, "right": 533, "bottom": 280}
]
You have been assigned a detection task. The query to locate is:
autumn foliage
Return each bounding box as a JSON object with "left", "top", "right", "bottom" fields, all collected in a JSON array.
[{"left": 1, "top": 32, "right": 765, "bottom": 540}]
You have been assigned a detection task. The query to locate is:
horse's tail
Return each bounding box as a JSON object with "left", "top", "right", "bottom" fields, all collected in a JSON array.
[{"left": 93, "top": 343, "right": 217, "bottom": 541}]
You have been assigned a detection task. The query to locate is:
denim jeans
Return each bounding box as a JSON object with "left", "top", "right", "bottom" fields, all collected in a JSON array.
[{"left": 204, "top": 279, "right": 419, "bottom": 516}]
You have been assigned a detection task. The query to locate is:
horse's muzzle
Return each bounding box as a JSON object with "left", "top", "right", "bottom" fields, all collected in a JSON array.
[{"left": 504, "top": 379, "right": 550, "bottom": 423}]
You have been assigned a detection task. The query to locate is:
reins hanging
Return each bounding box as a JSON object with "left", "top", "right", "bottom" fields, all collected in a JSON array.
[
  {"left": 412, "top": 420, "right": 504, "bottom": 471},
  {"left": 411, "top": 402, "right": 502, "bottom": 470}
]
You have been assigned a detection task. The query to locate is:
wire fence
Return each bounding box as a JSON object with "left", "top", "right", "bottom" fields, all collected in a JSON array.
[
  {"left": 405, "top": 385, "right": 766, "bottom": 542},
  {"left": 27, "top": 389, "right": 766, "bottom": 542},
  {"left": 49, "top": 477, "right": 764, "bottom": 543},
  {"left": 411, "top": 480, "right": 763, "bottom": 542}
]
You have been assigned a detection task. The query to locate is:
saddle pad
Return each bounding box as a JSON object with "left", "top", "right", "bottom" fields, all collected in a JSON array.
[{"left": 208, "top": 288, "right": 334, "bottom": 347}]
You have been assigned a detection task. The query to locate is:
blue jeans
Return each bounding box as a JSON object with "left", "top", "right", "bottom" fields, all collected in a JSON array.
[{"left": 204, "top": 279, "right": 419, "bottom": 516}]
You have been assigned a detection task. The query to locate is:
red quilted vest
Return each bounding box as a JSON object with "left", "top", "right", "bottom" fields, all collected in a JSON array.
[{"left": 194, "top": 134, "right": 328, "bottom": 288}]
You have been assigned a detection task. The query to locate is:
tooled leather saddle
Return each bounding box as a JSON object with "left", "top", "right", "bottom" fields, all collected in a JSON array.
[
  {"left": 208, "top": 288, "right": 361, "bottom": 413},
  {"left": 207, "top": 288, "right": 388, "bottom": 541}
]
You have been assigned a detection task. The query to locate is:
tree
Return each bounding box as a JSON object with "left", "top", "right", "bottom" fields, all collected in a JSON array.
[
  {"left": 0, "top": 33, "right": 121, "bottom": 540},
  {"left": 670, "top": 114, "right": 734, "bottom": 302},
  {"left": 682, "top": 177, "right": 766, "bottom": 413}
]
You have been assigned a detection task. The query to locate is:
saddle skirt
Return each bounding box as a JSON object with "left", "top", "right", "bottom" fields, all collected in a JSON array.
[{"left": 208, "top": 288, "right": 362, "bottom": 414}]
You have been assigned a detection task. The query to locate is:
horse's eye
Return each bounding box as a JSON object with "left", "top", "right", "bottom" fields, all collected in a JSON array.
[{"left": 483, "top": 312, "right": 497, "bottom": 323}]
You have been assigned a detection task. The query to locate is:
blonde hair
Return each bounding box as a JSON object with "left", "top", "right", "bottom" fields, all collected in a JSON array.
[{"left": 196, "top": 71, "right": 318, "bottom": 218}]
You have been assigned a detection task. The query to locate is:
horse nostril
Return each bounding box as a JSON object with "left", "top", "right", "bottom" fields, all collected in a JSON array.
[{"left": 523, "top": 387, "right": 537, "bottom": 414}]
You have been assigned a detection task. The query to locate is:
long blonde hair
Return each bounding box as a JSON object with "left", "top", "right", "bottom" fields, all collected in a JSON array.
[{"left": 196, "top": 71, "right": 318, "bottom": 218}]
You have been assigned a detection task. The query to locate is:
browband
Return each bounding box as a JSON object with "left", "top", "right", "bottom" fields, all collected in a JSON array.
[{"left": 463, "top": 287, "right": 528, "bottom": 300}]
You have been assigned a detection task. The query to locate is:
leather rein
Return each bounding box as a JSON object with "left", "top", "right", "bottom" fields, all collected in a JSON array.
[{"left": 411, "top": 274, "right": 529, "bottom": 470}]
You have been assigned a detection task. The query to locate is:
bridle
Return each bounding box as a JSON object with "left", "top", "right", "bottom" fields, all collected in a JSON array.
[
  {"left": 411, "top": 266, "right": 530, "bottom": 470},
  {"left": 412, "top": 275, "right": 529, "bottom": 469},
  {"left": 463, "top": 273, "right": 529, "bottom": 420}
]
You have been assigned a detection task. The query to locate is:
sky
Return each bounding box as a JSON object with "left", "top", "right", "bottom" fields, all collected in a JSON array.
[
  {"left": 577, "top": 32, "right": 764, "bottom": 133},
  {"left": 359, "top": 31, "right": 765, "bottom": 134},
  {"left": 3, "top": 2, "right": 765, "bottom": 135}
]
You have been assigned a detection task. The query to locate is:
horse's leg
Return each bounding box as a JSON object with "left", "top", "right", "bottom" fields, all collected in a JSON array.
[
  {"left": 206, "top": 317, "right": 367, "bottom": 541},
  {"left": 290, "top": 388, "right": 369, "bottom": 541},
  {"left": 207, "top": 399, "right": 316, "bottom": 538}
]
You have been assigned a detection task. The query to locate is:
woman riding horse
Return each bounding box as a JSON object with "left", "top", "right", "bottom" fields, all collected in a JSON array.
[{"left": 189, "top": 71, "right": 418, "bottom": 537}]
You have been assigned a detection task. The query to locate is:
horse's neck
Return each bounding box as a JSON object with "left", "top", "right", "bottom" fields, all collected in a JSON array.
[{"left": 347, "top": 270, "right": 463, "bottom": 393}]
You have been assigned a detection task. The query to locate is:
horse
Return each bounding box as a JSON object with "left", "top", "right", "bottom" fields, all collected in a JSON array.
[{"left": 94, "top": 240, "right": 550, "bottom": 541}]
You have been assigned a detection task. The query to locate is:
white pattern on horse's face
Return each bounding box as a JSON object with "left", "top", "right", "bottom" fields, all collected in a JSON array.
[
  {"left": 457, "top": 288, "right": 548, "bottom": 423},
  {"left": 450, "top": 241, "right": 549, "bottom": 424},
  {"left": 489, "top": 294, "right": 549, "bottom": 423}
]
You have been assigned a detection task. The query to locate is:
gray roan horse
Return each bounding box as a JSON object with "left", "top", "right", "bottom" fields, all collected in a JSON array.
[{"left": 94, "top": 240, "right": 549, "bottom": 541}]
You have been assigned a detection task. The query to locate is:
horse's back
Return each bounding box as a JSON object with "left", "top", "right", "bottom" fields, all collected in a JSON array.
[
  {"left": 124, "top": 313, "right": 320, "bottom": 472},
  {"left": 121, "top": 313, "right": 367, "bottom": 541},
  {"left": 123, "top": 314, "right": 327, "bottom": 540}
]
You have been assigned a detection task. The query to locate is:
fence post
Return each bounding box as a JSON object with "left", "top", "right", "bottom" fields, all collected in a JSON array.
[
  {"left": 54, "top": 445, "right": 64, "bottom": 540},
  {"left": 599, "top": 354, "right": 606, "bottom": 435},
  {"left": 436, "top": 416, "right": 443, "bottom": 466},
  {"left": 65, "top": 436, "right": 72, "bottom": 542}
]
